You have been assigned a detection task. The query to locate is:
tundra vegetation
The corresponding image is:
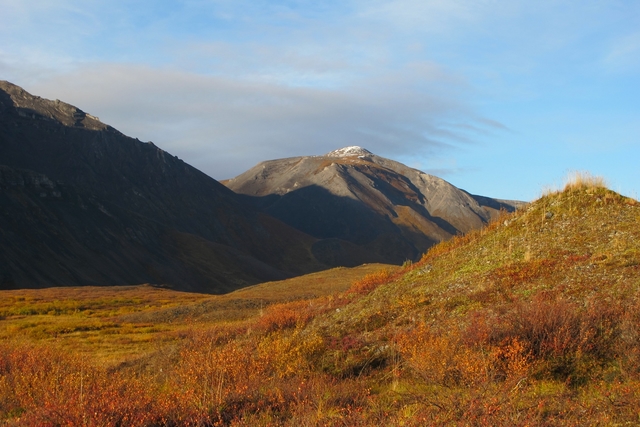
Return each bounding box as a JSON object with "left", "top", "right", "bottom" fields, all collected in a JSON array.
[{"left": 2, "top": 175, "right": 640, "bottom": 426}]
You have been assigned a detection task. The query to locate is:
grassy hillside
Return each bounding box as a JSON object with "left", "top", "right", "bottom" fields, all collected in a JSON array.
[{"left": 2, "top": 177, "right": 640, "bottom": 426}]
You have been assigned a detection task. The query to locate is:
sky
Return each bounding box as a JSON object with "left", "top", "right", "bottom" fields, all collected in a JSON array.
[{"left": 1, "top": 1, "right": 639, "bottom": 201}]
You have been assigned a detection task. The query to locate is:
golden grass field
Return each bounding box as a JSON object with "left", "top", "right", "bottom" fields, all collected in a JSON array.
[{"left": 0, "top": 264, "right": 393, "bottom": 367}]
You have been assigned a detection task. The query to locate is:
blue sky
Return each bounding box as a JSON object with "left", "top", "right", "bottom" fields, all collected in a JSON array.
[{"left": 1, "top": 0, "right": 639, "bottom": 201}]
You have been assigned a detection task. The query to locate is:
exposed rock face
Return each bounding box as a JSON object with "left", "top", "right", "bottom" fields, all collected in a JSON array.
[
  {"left": 0, "top": 81, "right": 327, "bottom": 291},
  {"left": 326, "top": 146, "right": 373, "bottom": 157},
  {"left": 225, "top": 147, "right": 525, "bottom": 264}
]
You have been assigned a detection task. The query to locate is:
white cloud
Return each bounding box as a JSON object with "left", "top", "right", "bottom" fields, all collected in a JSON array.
[{"left": 23, "top": 62, "right": 500, "bottom": 179}]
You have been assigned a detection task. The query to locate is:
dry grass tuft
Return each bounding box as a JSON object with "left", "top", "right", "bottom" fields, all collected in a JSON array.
[
  {"left": 540, "top": 171, "right": 608, "bottom": 197},
  {"left": 563, "top": 171, "right": 607, "bottom": 191}
]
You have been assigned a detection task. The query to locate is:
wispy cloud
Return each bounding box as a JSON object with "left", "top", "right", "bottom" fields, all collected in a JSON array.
[{"left": 27, "top": 61, "right": 499, "bottom": 179}]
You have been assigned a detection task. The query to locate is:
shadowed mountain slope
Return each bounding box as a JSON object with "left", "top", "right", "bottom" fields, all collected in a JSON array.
[
  {"left": 225, "top": 146, "right": 525, "bottom": 265},
  {"left": 0, "top": 81, "right": 329, "bottom": 291}
]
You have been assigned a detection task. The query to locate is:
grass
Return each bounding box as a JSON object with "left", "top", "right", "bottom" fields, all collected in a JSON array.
[
  {"left": 0, "top": 264, "right": 392, "bottom": 367},
  {"left": 3, "top": 180, "right": 640, "bottom": 425}
]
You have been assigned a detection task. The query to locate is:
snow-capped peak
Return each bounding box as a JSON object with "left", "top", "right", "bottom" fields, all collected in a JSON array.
[{"left": 325, "top": 146, "right": 373, "bottom": 157}]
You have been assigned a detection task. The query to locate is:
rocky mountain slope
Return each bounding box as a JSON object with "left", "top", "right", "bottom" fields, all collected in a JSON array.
[
  {"left": 225, "top": 146, "right": 524, "bottom": 264},
  {"left": 0, "top": 81, "right": 328, "bottom": 291}
]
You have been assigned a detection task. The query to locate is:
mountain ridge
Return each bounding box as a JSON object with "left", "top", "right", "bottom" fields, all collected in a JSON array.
[
  {"left": 225, "top": 146, "right": 525, "bottom": 264},
  {"left": 0, "top": 81, "right": 330, "bottom": 291}
]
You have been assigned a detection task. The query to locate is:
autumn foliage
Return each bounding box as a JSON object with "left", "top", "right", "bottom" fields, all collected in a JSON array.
[
  {"left": 346, "top": 269, "right": 393, "bottom": 295},
  {"left": 3, "top": 184, "right": 640, "bottom": 425}
]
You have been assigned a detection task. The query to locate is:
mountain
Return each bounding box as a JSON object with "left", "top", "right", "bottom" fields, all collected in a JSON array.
[
  {"left": 0, "top": 81, "right": 523, "bottom": 292},
  {"left": 0, "top": 81, "right": 328, "bottom": 291},
  {"left": 224, "top": 146, "right": 525, "bottom": 265}
]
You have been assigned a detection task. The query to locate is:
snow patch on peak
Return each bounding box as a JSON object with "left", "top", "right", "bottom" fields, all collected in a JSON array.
[{"left": 325, "top": 146, "right": 373, "bottom": 157}]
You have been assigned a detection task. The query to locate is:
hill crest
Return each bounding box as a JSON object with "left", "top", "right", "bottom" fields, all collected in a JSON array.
[{"left": 0, "top": 80, "right": 108, "bottom": 131}]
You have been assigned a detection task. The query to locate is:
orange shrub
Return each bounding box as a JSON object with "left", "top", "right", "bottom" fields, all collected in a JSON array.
[
  {"left": 463, "top": 291, "right": 629, "bottom": 385},
  {"left": 347, "top": 270, "right": 392, "bottom": 295},
  {"left": 491, "top": 258, "right": 558, "bottom": 287},
  {"left": 396, "top": 323, "right": 491, "bottom": 388},
  {"left": 256, "top": 300, "right": 315, "bottom": 332},
  {"left": 257, "top": 328, "right": 325, "bottom": 379},
  {"left": 505, "top": 294, "right": 625, "bottom": 367},
  {"left": 175, "top": 338, "right": 258, "bottom": 422},
  {"left": 0, "top": 342, "right": 163, "bottom": 426}
]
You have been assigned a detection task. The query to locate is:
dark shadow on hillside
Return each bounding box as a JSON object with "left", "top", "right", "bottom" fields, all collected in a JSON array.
[
  {"left": 237, "top": 184, "right": 457, "bottom": 265},
  {"left": 238, "top": 185, "right": 397, "bottom": 245},
  {"left": 0, "top": 165, "right": 297, "bottom": 293},
  {"left": 350, "top": 163, "right": 460, "bottom": 236},
  {"left": 0, "top": 84, "right": 331, "bottom": 292}
]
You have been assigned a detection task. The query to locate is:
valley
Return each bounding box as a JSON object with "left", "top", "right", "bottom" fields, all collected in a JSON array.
[
  {"left": 0, "top": 264, "right": 392, "bottom": 367},
  {"left": 2, "top": 1, "right": 637, "bottom": 425},
  {"left": 2, "top": 177, "right": 640, "bottom": 425}
]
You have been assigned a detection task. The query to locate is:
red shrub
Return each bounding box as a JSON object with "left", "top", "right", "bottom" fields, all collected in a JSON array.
[{"left": 0, "top": 343, "right": 164, "bottom": 426}]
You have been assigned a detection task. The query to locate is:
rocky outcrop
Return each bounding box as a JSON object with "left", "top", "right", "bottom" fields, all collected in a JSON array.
[{"left": 0, "top": 166, "right": 60, "bottom": 197}]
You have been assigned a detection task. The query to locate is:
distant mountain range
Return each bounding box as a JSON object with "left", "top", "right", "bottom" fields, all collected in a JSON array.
[{"left": 0, "top": 81, "right": 523, "bottom": 291}]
